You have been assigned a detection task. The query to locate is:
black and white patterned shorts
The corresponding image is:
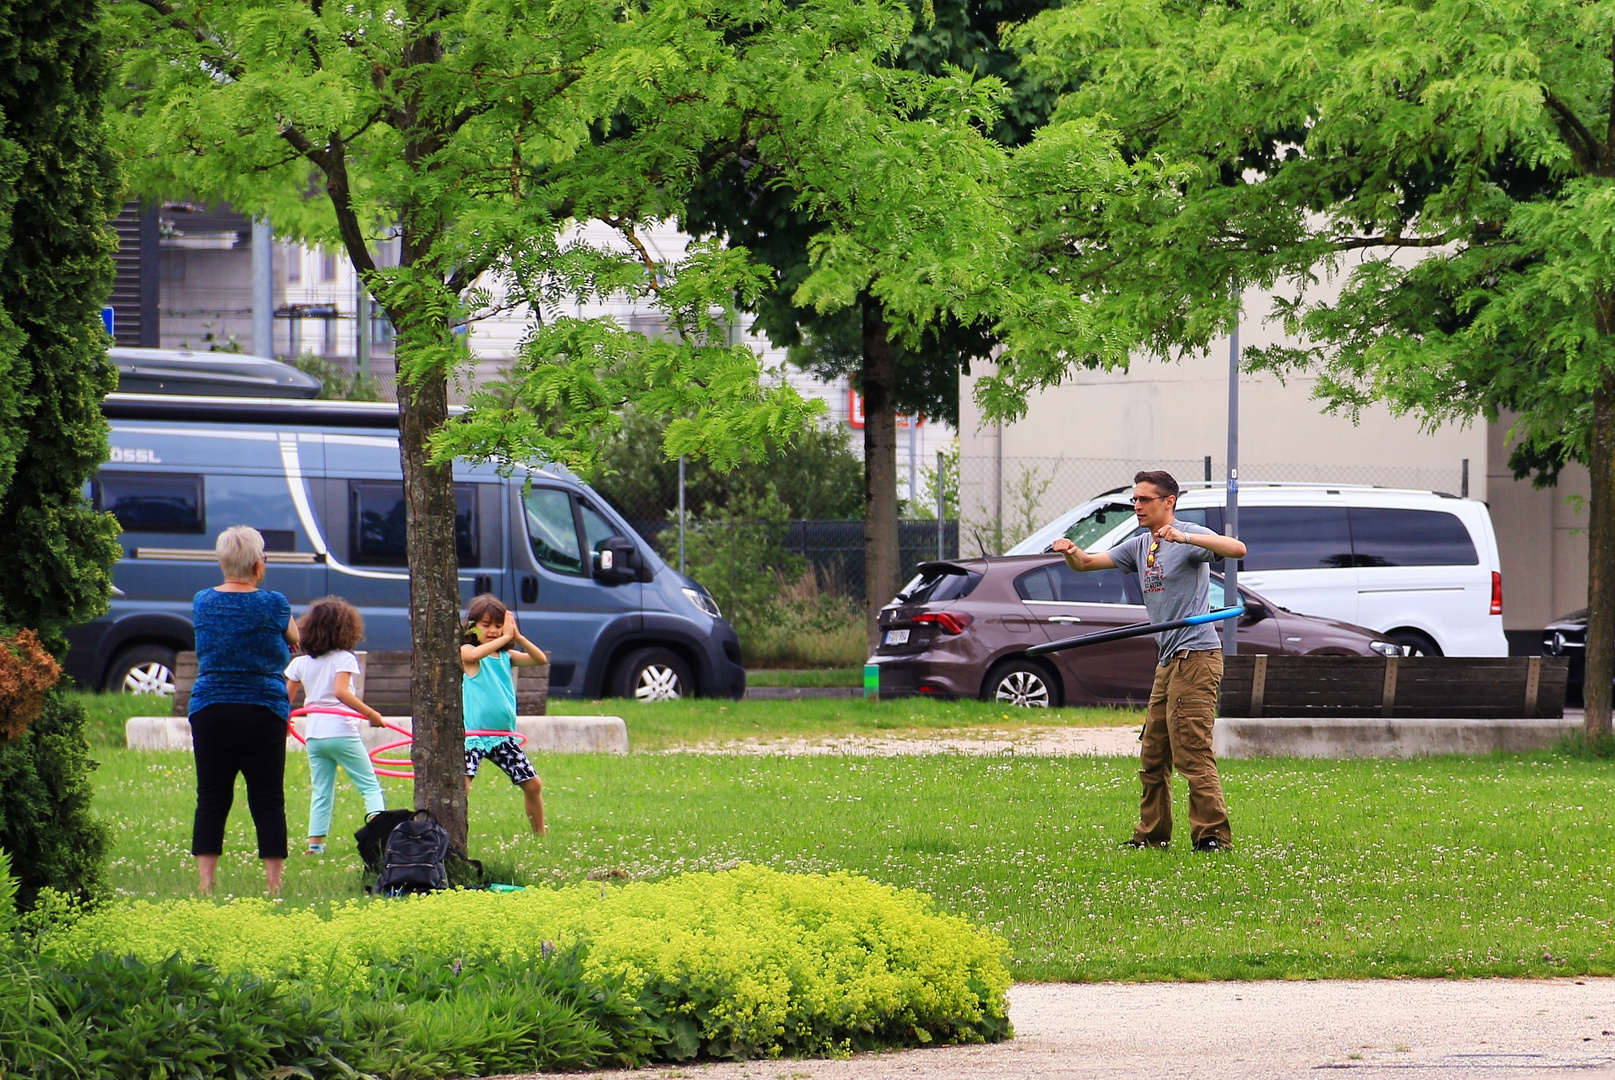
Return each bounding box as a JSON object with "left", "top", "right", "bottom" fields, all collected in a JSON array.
[{"left": 464, "top": 737, "right": 537, "bottom": 786}]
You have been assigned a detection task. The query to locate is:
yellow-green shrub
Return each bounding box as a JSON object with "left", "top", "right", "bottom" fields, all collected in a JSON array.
[{"left": 52, "top": 865, "right": 1011, "bottom": 1058}]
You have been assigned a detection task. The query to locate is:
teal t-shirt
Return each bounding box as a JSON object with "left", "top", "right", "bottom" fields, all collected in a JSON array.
[{"left": 464, "top": 650, "right": 518, "bottom": 750}]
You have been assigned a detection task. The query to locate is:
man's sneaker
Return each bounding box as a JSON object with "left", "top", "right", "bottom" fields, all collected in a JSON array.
[
  {"left": 1122, "top": 839, "right": 1168, "bottom": 850},
  {"left": 1193, "top": 837, "right": 1230, "bottom": 852}
]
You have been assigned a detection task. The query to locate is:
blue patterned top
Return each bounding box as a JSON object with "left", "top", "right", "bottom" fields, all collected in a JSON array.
[{"left": 189, "top": 588, "right": 293, "bottom": 720}]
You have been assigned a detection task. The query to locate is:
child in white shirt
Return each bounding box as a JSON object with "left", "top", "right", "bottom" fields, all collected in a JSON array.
[{"left": 285, "top": 597, "right": 386, "bottom": 855}]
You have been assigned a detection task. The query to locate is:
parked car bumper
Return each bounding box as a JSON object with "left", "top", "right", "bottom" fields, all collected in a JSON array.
[
  {"left": 705, "top": 619, "right": 747, "bottom": 700},
  {"left": 865, "top": 653, "right": 978, "bottom": 699}
]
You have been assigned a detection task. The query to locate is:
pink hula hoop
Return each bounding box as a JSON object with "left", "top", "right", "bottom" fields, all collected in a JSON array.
[{"left": 287, "top": 708, "right": 525, "bottom": 779}]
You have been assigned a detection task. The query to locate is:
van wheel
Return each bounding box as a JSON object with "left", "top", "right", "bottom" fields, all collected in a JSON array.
[
  {"left": 982, "top": 659, "right": 1060, "bottom": 708},
  {"left": 105, "top": 644, "right": 179, "bottom": 696},
  {"left": 1385, "top": 629, "right": 1441, "bottom": 657},
  {"left": 612, "top": 648, "right": 694, "bottom": 702}
]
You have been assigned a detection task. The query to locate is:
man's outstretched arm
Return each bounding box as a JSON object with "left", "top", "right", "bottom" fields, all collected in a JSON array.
[{"left": 1051, "top": 536, "right": 1118, "bottom": 572}]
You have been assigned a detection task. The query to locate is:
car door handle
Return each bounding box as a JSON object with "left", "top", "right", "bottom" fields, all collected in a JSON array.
[
  {"left": 1241, "top": 577, "right": 1264, "bottom": 587},
  {"left": 1047, "top": 616, "right": 1083, "bottom": 624},
  {"left": 520, "top": 575, "right": 538, "bottom": 604}
]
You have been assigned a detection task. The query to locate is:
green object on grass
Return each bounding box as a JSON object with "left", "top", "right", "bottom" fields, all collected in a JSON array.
[
  {"left": 863, "top": 664, "right": 879, "bottom": 699},
  {"left": 488, "top": 883, "right": 526, "bottom": 893}
]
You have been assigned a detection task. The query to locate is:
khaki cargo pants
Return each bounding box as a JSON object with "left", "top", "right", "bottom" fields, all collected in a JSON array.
[{"left": 1134, "top": 649, "right": 1231, "bottom": 847}]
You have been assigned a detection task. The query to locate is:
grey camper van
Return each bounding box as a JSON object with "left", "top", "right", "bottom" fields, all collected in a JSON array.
[{"left": 65, "top": 394, "right": 745, "bottom": 702}]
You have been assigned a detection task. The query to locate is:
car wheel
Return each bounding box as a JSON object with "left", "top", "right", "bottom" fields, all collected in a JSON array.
[
  {"left": 612, "top": 647, "right": 694, "bottom": 702},
  {"left": 105, "top": 644, "right": 179, "bottom": 696},
  {"left": 983, "top": 659, "right": 1060, "bottom": 708},
  {"left": 1385, "top": 629, "right": 1441, "bottom": 657}
]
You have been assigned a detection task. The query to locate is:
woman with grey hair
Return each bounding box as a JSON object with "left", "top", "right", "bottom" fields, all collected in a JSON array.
[{"left": 189, "top": 525, "right": 301, "bottom": 894}]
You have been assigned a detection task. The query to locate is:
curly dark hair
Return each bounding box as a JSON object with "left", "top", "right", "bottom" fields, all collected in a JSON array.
[
  {"left": 299, "top": 596, "right": 365, "bottom": 658},
  {"left": 461, "top": 593, "right": 508, "bottom": 647}
]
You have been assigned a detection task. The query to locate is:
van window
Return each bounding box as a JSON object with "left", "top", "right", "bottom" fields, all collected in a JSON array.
[
  {"left": 94, "top": 472, "right": 204, "bottom": 533},
  {"left": 351, "top": 481, "right": 479, "bottom": 566},
  {"left": 1350, "top": 507, "right": 1478, "bottom": 566},
  {"left": 1238, "top": 506, "right": 1353, "bottom": 571},
  {"left": 578, "top": 501, "right": 619, "bottom": 561},
  {"left": 523, "top": 488, "right": 584, "bottom": 575}
]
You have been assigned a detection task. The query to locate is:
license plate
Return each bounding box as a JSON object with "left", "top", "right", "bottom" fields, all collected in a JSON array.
[{"left": 884, "top": 629, "right": 910, "bottom": 645}]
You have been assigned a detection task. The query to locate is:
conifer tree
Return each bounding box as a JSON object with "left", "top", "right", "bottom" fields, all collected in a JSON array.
[{"left": 0, "top": 0, "right": 121, "bottom": 907}]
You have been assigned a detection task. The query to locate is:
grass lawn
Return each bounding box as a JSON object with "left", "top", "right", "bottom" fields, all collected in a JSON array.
[
  {"left": 79, "top": 691, "right": 1142, "bottom": 754},
  {"left": 546, "top": 696, "right": 1142, "bottom": 750},
  {"left": 90, "top": 725, "right": 1615, "bottom": 982}
]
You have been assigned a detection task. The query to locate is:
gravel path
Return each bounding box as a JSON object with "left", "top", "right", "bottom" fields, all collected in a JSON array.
[
  {"left": 582, "top": 978, "right": 1615, "bottom": 1079},
  {"left": 663, "top": 725, "right": 1143, "bottom": 758}
]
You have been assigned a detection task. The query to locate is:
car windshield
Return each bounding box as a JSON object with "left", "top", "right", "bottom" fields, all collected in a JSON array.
[
  {"left": 897, "top": 568, "right": 982, "bottom": 605},
  {"left": 1060, "top": 502, "right": 1135, "bottom": 550}
]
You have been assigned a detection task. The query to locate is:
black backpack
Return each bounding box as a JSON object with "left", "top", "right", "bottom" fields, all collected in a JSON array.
[
  {"left": 372, "top": 810, "right": 451, "bottom": 896},
  {"left": 355, "top": 808, "right": 416, "bottom": 872}
]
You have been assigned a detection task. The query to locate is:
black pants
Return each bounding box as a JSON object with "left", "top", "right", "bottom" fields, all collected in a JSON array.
[{"left": 190, "top": 704, "right": 288, "bottom": 859}]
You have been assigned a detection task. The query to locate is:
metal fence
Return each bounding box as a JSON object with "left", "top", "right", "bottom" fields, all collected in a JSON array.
[{"left": 615, "top": 514, "right": 959, "bottom": 602}]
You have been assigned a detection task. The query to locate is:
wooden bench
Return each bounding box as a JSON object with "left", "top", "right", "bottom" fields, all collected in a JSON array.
[
  {"left": 172, "top": 650, "right": 549, "bottom": 717},
  {"left": 1218, "top": 655, "right": 1568, "bottom": 719}
]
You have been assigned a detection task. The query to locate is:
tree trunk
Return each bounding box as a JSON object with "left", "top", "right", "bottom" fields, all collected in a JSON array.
[
  {"left": 862, "top": 297, "right": 900, "bottom": 655},
  {"left": 1586, "top": 367, "right": 1615, "bottom": 741},
  {"left": 398, "top": 362, "right": 470, "bottom": 851}
]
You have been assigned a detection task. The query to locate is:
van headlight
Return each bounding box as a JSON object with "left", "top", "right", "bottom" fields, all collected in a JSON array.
[
  {"left": 682, "top": 587, "right": 721, "bottom": 619},
  {"left": 1369, "top": 640, "right": 1404, "bottom": 657}
]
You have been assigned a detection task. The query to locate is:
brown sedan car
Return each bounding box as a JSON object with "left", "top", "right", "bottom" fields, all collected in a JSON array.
[{"left": 870, "top": 555, "right": 1404, "bottom": 707}]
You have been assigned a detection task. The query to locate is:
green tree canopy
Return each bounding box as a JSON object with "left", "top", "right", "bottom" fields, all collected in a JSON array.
[
  {"left": 999, "top": 0, "right": 1615, "bottom": 737},
  {"left": 683, "top": 0, "right": 1061, "bottom": 645},
  {"left": 108, "top": 0, "right": 1023, "bottom": 845}
]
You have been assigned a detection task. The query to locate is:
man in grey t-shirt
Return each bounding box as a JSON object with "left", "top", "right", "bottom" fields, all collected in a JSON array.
[{"left": 1052, "top": 470, "right": 1247, "bottom": 851}]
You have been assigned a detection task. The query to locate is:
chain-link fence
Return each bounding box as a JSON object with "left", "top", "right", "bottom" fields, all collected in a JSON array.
[{"left": 609, "top": 510, "right": 958, "bottom": 603}]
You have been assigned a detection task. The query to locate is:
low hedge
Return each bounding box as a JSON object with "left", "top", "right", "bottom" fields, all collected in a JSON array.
[{"left": 14, "top": 863, "right": 1010, "bottom": 1076}]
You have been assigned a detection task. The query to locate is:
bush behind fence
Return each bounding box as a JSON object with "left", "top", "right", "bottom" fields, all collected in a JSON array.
[{"left": 621, "top": 516, "right": 959, "bottom": 603}]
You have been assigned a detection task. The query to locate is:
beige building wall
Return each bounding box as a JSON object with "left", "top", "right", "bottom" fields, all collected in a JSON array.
[{"left": 1485, "top": 414, "right": 1590, "bottom": 631}]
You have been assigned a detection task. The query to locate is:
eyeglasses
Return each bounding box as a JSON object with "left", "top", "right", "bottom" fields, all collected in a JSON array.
[{"left": 1130, "top": 495, "right": 1168, "bottom": 505}]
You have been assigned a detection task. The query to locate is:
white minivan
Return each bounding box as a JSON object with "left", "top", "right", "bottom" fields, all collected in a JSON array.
[{"left": 1010, "top": 483, "right": 1508, "bottom": 657}]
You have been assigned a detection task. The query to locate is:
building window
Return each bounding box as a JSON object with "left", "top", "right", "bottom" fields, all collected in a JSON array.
[
  {"left": 319, "top": 248, "right": 339, "bottom": 283},
  {"left": 159, "top": 251, "right": 186, "bottom": 284},
  {"left": 284, "top": 244, "right": 301, "bottom": 284}
]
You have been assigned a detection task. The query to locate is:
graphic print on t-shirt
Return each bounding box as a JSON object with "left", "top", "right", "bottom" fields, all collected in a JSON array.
[{"left": 1142, "top": 545, "right": 1166, "bottom": 595}]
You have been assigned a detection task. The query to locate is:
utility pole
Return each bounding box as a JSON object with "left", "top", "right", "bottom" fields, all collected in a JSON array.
[
  {"left": 936, "top": 449, "right": 945, "bottom": 560},
  {"left": 1225, "top": 292, "right": 1241, "bottom": 657},
  {"left": 908, "top": 416, "right": 918, "bottom": 505},
  {"left": 356, "top": 278, "right": 371, "bottom": 383},
  {"left": 677, "top": 455, "right": 687, "bottom": 576},
  {"left": 251, "top": 218, "right": 273, "bottom": 357}
]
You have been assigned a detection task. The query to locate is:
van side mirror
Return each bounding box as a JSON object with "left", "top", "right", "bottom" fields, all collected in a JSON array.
[{"left": 593, "top": 537, "right": 641, "bottom": 585}]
